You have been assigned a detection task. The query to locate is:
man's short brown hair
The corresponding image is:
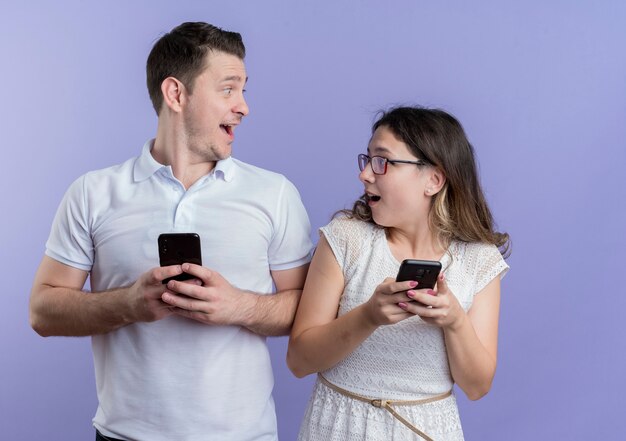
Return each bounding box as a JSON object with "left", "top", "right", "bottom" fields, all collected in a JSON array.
[{"left": 146, "top": 22, "right": 245, "bottom": 114}]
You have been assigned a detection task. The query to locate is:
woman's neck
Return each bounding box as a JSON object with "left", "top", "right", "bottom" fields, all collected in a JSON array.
[{"left": 386, "top": 225, "right": 447, "bottom": 262}]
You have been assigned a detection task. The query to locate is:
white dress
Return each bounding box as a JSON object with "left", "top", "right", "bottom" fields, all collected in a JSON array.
[{"left": 297, "top": 217, "right": 509, "bottom": 441}]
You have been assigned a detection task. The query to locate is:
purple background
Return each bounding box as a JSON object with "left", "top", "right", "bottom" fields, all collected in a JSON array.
[{"left": 2, "top": 1, "right": 625, "bottom": 439}]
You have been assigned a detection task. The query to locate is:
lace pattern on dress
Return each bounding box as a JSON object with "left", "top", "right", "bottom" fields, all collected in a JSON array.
[{"left": 301, "top": 216, "right": 510, "bottom": 441}]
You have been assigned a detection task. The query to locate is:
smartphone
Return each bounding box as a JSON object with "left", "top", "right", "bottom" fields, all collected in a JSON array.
[
  {"left": 395, "top": 259, "right": 442, "bottom": 289},
  {"left": 158, "top": 233, "right": 202, "bottom": 283}
]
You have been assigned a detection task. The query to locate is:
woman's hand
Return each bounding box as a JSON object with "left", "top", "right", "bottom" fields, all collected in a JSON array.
[
  {"left": 398, "top": 273, "right": 466, "bottom": 330},
  {"left": 362, "top": 278, "right": 418, "bottom": 326}
]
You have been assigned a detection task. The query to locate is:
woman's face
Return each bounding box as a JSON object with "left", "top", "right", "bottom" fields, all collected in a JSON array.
[{"left": 359, "top": 126, "right": 436, "bottom": 229}]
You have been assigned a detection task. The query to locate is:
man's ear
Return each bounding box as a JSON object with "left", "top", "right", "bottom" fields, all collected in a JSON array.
[
  {"left": 160, "top": 77, "right": 185, "bottom": 113},
  {"left": 426, "top": 167, "right": 446, "bottom": 196}
]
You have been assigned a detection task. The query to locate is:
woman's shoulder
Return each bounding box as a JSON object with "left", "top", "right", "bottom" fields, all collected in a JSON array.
[
  {"left": 452, "top": 240, "right": 500, "bottom": 254},
  {"left": 449, "top": 240, "right": 509, "bottom": 286},
  {"left": 321, "top": 214, "right": 379, "bottom": 240},
  {"left": 319, "top": 215, "right": 380, "bottom": 272},
  {"left": 452, "top": 240, "right": 502, "bottom": 257}
]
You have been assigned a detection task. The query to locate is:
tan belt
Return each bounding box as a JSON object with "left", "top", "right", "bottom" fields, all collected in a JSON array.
[{"left": 318, "top": 374, "right": 452, "bottom": 441}]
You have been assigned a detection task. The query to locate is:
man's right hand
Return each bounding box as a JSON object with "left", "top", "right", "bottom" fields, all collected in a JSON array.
[
  {"left": 127, "top": 265, "right": 189, "bottom": 322},
  {"left": 30, "top": 257, "right": 191, "bottom": 337},
  {"left": 128, "top": 265, "right": 202, "bottom": 322}
]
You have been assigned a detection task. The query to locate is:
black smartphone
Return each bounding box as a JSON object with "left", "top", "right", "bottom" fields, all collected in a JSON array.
[
  {"left": 158, "top": 233, "right": 202, "bottom": 283},
  {"left": 395, "top": 259, "right": 442, "bottom": 289}
]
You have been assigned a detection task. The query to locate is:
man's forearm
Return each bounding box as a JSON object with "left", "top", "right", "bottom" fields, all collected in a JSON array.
[
  {"left": 240, "top": 289, "right": 302, "bottom": 336},
  {"left": 30, "top": 286, "right": 133, "bottom": 337}
]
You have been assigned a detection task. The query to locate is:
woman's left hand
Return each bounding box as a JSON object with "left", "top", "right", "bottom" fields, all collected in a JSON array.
[{"left": 398, "top": 273, "right": 466, "bottom": 330}]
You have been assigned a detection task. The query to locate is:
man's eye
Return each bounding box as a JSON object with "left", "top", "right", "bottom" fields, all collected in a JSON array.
[{"left": 223, "top": 88, "right": 233, "bottom": 95}]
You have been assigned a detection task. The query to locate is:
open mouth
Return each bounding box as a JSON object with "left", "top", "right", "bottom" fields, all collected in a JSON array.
[
  {"left": 365, "top": 193, "right": 381, "bottom": 203},
  {"left": 220, "top": 124, "right": 234, "bottom": 137}
]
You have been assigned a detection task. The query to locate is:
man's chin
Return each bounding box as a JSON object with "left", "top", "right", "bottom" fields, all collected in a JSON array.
[
  {"left": 191, "top": 144, "right": 231, "bottom": 162},
  {"left": 215, "top": 146, "right": 232, "bottom": 161}
]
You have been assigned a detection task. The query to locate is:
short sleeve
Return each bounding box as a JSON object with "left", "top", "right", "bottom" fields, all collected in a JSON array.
[
  {"left": 319, "top": 216, "right": 373, "bottom": 279},
  {"left": 319, "top": 217, "right": 350, "bottom": 270},
  {"left": 473, "top": 243, "right": 509, "bottom": 295},
  {"left": 267, "top": 177, "right": 314, "bottom": 271},
  {"left": 45, "top": 175, "right": 94, "bottom": 271}
]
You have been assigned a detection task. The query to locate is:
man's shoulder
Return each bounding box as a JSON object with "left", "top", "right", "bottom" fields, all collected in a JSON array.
[
  {"left": 230, "top": 157, "right": 282, "bottom": 178},
  {"left": 230, "top": 157, "right": 288, "bottom": 186},
  {"left": 80, "top": 155, "right": 138, "bottom": 184},
  {"left": 59, "top": 156, "right": 139, "bottom": 203}
]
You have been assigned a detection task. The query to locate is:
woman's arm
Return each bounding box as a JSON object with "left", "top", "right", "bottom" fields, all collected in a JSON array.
[
  {"left": 287, "top": 235, "right": 414, "bottom": 378},
  {"left": 402, "top": 274, "right": 501, "bottom": 400}
]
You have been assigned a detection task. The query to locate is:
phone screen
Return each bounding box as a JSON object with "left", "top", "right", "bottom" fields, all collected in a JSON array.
[
  {"left": 395, "top": 259, "right": 442, "bottom": 289},
  {"left": 158, "top": 233, "right": 202, "bottom": 283}
]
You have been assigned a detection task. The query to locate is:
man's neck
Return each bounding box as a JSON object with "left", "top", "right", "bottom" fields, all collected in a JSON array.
[{"left": 152, "top": 124, "right": 217, "bottom": 190}]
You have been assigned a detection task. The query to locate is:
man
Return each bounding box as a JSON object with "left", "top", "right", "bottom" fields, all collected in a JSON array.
[{"left": 29, "top": 22, "right": 313, "bottom": 441}]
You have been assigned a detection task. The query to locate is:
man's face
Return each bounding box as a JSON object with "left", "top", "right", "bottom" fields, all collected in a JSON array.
[{"left": 182, "top": 51, "right": 249, "bottom": 161}]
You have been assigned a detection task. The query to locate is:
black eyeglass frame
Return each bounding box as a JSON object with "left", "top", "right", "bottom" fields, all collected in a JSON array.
[{"left": 358, "top": 153, "right": 429, "bottom": 175}]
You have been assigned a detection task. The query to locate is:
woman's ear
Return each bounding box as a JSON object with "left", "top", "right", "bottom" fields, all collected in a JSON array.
[
  {"left": 425, "top": 167, "right": 446, "bottom": 196},
  {"left": 160, "top": 77, "right": 185, "bottom": 113}
]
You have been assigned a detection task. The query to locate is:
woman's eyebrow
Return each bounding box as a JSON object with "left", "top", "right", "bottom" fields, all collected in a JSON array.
[{"left": 368, "top": 146, "right": 392, "bottom": 155}]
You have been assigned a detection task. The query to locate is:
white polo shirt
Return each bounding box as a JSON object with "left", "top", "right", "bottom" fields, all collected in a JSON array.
[{"left": 46, "top": 140, "right": 313, "bottom": 441}]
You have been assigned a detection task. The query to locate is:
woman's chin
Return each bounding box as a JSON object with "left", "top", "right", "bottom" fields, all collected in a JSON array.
[{"left": 371, "top": 212, "right": 390, "bottom": 228}]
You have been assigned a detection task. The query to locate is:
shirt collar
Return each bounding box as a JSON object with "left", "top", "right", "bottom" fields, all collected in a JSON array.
[
  {"left": 133, "top": 139, "right": 163, "bottom": 182},
  {"left": 214, "top": 156, "right": 235, "bottom": 182},
  {"left": 133, "top": 139, "right": 237, "bottom": 183}
]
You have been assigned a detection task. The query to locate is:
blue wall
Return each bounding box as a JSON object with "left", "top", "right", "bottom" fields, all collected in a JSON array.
[{"left": 2, "top": 1, "right": 625, "bottom": 439}]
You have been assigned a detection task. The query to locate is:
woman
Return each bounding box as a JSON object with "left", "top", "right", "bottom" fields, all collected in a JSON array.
[{"left": 287, "top": 106, "right": 510, "bottom": 440}]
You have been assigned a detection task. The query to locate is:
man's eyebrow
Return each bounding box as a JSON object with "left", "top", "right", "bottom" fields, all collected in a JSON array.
[{"left": 221, "top": 75, "right": 248, "bottom": 83}]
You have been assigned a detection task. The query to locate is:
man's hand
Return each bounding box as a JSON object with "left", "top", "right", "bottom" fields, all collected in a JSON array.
[
  {"left": 29, "top": 256, "right": 189, "bottom": 336},
  {"left": 127, "top": 265, "right": 190, "bottom": 323},
  {"left": 160, "top": 263, "right": 256, "bottom": 326}
]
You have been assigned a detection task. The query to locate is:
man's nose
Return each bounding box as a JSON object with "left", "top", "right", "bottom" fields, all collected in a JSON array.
[{"left": 234, "top": 95, "right": 249, "bottom": 117}]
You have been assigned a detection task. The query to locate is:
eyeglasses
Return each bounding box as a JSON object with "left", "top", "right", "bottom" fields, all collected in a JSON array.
[{"left": 358, "top": 154, "right": 428, "bottom": 175}]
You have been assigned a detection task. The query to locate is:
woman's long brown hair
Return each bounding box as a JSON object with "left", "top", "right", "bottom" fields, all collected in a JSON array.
[{"left": 341, "top": 106, "right": 510, "bottom": 257}]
